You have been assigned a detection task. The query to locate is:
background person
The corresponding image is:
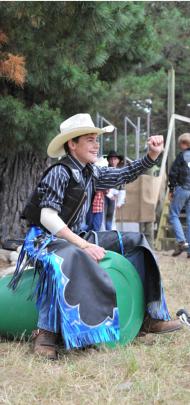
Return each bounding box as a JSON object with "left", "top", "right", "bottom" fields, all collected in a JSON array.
[
  {"left": 86, "top": 190, "right": 105, "bottom": 231},
  {"left": 168, "top": 133, "right": 190, "bottom": 257},
  {"left": 104, "top": 150, "right": 125, "bottom": 230}
]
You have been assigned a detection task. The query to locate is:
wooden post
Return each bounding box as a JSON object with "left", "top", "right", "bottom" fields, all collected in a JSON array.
[
  {"left": 114, "top": 127, "right": 118, "bottom": 151},
  {"left": 136, "top": 117, "right": 141, "bottom": 159},
  {"left": 167, "top": 68, "right": 176, "bottom": 171}
]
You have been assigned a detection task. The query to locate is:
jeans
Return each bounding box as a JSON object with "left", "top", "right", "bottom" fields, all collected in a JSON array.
[
  {"left": 169, "top": 186, "right": 190, "bottom": 252},
  {"left": 104, "top": 197, "right": 115, "bottom": 230},
  {"left": 91, "top": 212, "right": 103, "bottom": 231},
  {"left": 86, "top": 209, "right": 103, "bottom": 231}
]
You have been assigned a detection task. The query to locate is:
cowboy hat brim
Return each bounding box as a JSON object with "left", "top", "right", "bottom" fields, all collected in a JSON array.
[
  {"left": 107, "top": 155, "right": 124, "bottom": 162},
  {"left": 104, "top": 152, "right": 124, "bottom": 161},
  {"left": 47, "top": 125, "right": 114, "bottom": 158}
]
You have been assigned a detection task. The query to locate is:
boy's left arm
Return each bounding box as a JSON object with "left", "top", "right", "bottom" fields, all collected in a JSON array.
[
  {"left": 147, "top": 135, "right": 164, "bottom": 160},
  {"left": 96, "top": 135, "right": 164, "bottom": 189}
]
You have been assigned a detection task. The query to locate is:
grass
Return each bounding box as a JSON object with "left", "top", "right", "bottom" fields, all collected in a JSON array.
[{"left": 0, "top": 252, "right": 190, "bottom": 405}]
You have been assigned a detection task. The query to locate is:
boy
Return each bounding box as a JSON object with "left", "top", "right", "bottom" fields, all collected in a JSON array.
[
  {"left": 11, "top": 113, "right": 181, "bottom": 360},
  {"left": 169, "top": 133, "right": 190, "bottom": 257}
]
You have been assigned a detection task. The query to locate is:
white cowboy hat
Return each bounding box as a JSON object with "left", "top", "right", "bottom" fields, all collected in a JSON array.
[{"left": 47, "top": 113, "right": 114, "bottom": 158}]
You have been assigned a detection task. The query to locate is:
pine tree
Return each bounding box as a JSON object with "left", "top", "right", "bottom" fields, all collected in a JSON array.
[
  {"left": 0, "top": 31, "right": 26, "bottom": 86},
  {"left": 0, "top": 1, "right": 159, "bottom": 240},
  {"left": 1, "top": 1, "right": 189, "bottom": 240}
]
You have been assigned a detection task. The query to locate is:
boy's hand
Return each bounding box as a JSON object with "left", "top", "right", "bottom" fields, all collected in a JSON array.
[
  {"left": 84, "top": 244, "right": 106, "bottom": 262},
  {"left": 147, "top": 135, "right": 164, "bottom": 160}
]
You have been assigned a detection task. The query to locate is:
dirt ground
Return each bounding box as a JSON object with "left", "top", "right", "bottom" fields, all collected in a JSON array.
[{"left": 0, "top": 251, "right": 190, "bottom": 405}]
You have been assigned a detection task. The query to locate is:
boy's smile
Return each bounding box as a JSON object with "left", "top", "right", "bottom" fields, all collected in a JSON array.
[{"left": 68, "top": 134, "right": 100, "bottom": 165}]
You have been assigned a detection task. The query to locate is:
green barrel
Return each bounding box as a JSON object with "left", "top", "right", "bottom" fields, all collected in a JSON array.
[
  {"left": 0, "top": 251, "right": 144, "bottom": 343},
  {"left": 101, "top": 251, "right": 145, "bottom": 346},
  {"left": 0, "top": 269, "right": 38, "bottom": 338}
]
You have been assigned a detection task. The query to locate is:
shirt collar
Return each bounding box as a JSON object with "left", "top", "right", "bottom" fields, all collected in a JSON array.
[
  {"left": 67, "top": 154, "right": 99, "bottom": 179},
  {"left": 67, "top": 154, "right": 85, "bottom": 171}
]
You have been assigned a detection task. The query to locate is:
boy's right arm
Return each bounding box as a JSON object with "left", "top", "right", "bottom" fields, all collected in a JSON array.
[
  {"left": 40, "top": 165, "right": 105, "bottom": 262},
  {"left": 40, "top": 207, "right": 105, "bottom": 262},
  {"left": 56, "top": 225, "right": 106, "bottom": 262}
]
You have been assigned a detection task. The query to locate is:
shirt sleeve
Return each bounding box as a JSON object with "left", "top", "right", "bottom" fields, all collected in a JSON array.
[
  {"left": 39, "top": 165, "right": 70, "bottom": 212},
  {"left": 95, "top": 154, "right": 159, "bottom": 190}
]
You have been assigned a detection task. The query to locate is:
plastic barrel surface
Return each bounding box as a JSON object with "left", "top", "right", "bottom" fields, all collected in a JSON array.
[
  {"left": 101, "top": 251, "right": 145, "bottom": 346},
  {"left": 0, "top": 269, "right": 38, "bottom": 338}
]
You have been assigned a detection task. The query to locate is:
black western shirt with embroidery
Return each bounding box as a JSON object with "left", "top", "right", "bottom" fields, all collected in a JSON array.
[{"left": 39, "top": 154, "right": 158, "bottom": 234}]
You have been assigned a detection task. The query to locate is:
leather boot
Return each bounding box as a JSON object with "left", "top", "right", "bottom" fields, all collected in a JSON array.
[
  {"left": 32, "top": 329, "right": 58, "bottom": 360},
  {"left": 172, "top": 241, "right": 188, "bottom": 257},
  {"left": 141, "top": 315, "right": 182, "bottom": 334}
]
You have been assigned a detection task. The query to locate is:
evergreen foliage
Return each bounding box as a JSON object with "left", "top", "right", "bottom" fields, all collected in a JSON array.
[
  {"left": 98, "top": 1, "right": 190, "bottom": 156},
  {"left": 1, "top": 1, "right": 190, "bottom": 239},
  {"left": 0, "top": 1, "right": 159, "bottom": 156},
  {"left": 1, "top": 1, "right": 190, "bottom": 156}
]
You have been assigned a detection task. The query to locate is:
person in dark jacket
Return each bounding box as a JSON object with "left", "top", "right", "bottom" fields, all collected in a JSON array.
[
  {"left": 168, "top": 133, "right": 190, "bottom": 257},
  {"left": 10, "top": 114, "right": 181, "bottom": 360}
]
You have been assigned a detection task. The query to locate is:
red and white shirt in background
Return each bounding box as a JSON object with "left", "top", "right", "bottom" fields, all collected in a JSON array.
[{"left": 92, "top": 191, "right": 105, "bottom": 213}]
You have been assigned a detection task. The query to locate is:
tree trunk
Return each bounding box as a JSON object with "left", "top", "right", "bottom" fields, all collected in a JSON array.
[{"left": 0, "top": 151, "right": 50, "bottom": 244}]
